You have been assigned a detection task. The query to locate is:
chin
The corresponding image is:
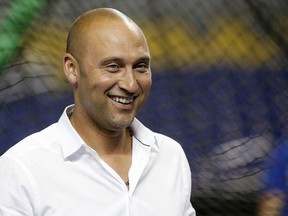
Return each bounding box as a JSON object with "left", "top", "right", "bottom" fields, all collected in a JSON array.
[{"left": 112, "top": 116, "right": 134, "bottom": 129}]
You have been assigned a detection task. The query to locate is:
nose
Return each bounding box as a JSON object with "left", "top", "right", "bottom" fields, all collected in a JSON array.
[{"left": 118, "top": 68, "right": 139, "bottom": 94}]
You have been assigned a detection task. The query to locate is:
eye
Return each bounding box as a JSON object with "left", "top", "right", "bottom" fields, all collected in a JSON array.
[
  {"left": 135, "top": 63, "right": 149, "bottom": 73},
  {"left": 106, "top": 63, "right": 120, "bottom": 72}
]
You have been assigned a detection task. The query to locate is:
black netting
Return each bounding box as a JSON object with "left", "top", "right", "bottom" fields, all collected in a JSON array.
[{"left": 1, "top": 0, "right": 288, "bottom": 215}]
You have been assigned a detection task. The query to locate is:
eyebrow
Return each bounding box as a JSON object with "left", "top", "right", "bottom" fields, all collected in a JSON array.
[
  {"left": 134, "top": 56, "right": 151, "bottom": 64},
  {"left": 99, "top": 56, "right": 151, "bottom": 66}
]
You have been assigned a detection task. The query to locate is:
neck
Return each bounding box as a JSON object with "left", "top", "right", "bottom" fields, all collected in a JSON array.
[{"left": 69, "top": 113, "right": 132, "bottom": 155}]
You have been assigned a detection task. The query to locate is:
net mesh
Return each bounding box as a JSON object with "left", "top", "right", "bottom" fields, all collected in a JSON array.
[{"left": 1, "top": 0, "right": 288, "bottom": 215}]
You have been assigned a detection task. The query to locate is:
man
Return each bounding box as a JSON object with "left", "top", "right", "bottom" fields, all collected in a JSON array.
[
  {"left": 0, "top": 8, "right": 195, "bottom": 215},
  {"left": 258, "top": 139, "right": 288, "bottom": 216}
]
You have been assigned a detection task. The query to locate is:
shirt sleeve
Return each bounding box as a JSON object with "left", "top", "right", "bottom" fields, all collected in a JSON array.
[
  {"left": 0, "top": 157, "right": 35, "bottom": 216},
  {"left": 180, "top": 148, "right": 196, "bottom": 216}
]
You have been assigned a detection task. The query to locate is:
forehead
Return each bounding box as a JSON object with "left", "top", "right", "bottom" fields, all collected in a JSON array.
[{"left": 83, "top": 20, "right": 150, "bottom": 59}]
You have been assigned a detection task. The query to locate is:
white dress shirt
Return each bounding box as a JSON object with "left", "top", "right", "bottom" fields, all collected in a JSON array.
[{"left": 0, "top": 105, "right": 195, "bottom": 216}]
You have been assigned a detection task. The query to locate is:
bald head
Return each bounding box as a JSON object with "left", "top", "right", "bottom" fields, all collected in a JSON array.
[{"left": 66, "top": 8, "right": 146, "bottom": 59}]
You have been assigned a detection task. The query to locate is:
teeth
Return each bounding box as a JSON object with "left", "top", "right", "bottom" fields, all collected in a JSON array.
[{"left": 110, "top": 96, "right": 133, "bottom": 104}]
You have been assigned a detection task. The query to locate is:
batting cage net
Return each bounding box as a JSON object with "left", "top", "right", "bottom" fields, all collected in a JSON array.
[{"left": 1, "top": 0, "right": 288, "bottom": 215}]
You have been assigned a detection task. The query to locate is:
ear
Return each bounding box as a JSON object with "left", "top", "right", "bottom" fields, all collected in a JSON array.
[{"left": 63, "top": 53, "right": 79, "bottom": 85}]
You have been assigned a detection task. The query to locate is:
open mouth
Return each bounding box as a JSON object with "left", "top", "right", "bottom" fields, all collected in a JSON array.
[{"left": 109, "top": 96, "right": 135, "bottom": 104}]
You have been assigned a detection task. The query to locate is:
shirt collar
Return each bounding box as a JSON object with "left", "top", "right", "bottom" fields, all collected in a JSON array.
[
  {"left": 130, "top": 118, "right": 157, "bottom": 148},
  {"left": 57, "top": 105, "right": 158, "bottom": 159},
  {"left": 57, "top": 105, "right": 85, "bottom": 159}
]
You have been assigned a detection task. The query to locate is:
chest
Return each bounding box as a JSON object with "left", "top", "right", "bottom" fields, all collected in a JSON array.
[
  {"left": 30, "top": 152, "right": 186, "bottom": 216},
  {"left": 100, "top": 153, "right": 132, "bottom": 184}
]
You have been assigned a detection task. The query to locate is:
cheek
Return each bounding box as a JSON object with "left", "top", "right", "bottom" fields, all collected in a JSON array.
[
  {"left": 76, "top": 75, "right": 99, "bottom": 105},
  {"left": 95, "top": 76, "right": 118, "bottom": 94},
  {"left": 139, "top": 76, "right": 152, "bottom": 93},
  {"left": 136, "top": 78, "right": 151, "bottom": 112},
  {"left": 81, "top": 71, "right": 113, "bottom": 94}
]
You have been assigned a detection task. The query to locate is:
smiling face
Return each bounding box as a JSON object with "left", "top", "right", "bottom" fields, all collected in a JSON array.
[{"left": 63, "top": 12, "right": 152, "bottom": 133}]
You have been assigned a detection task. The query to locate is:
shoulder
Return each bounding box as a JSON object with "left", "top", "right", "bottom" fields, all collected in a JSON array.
[
  {"left": 2, "top": 123, "right": 58, "bottom": 158},
  {"left": 151, "top": 132, "right": 191, "bottom": 171},
  {"left": 153, "top": 132, "right": 185, "bottom": 152}
]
